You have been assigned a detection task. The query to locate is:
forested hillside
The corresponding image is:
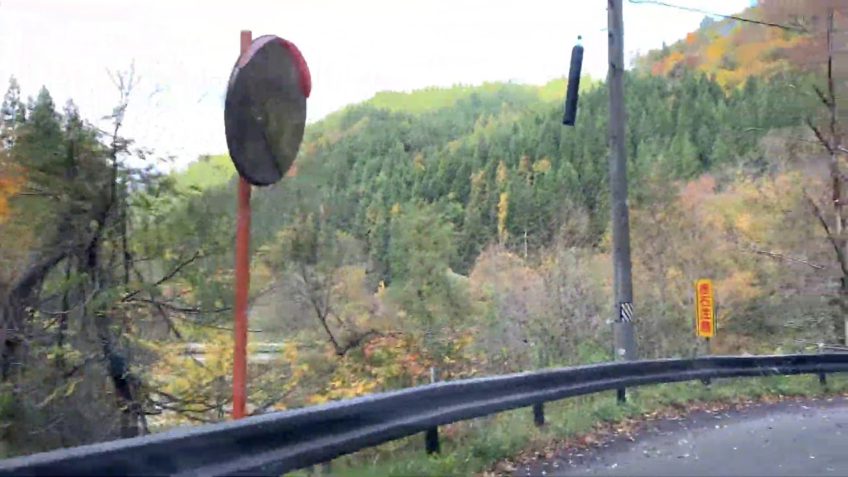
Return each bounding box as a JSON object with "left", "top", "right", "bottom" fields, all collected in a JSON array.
[
  {"left": 0, "top": 0, "right": 846, "bottom": 462},
  {"left": 188, "top": 70, "right": 813, "bottom": 281},
  {"left": 636, "top": 0, "right": 840, "bottom": 86}
]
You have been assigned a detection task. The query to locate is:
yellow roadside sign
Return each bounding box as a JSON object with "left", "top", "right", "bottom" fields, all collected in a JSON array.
[{"left": 694, "top": 279, "right": 715, "bottom": 338}]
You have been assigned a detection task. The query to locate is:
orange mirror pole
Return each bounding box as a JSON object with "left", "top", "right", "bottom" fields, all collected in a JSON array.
[{"left": 232, "top": 30, "right": 253, "bottom": 420}]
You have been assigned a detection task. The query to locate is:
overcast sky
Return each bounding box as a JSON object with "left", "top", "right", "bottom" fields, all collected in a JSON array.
[{"left": 0, "top": 0, "right": 752, "bottom": 170}]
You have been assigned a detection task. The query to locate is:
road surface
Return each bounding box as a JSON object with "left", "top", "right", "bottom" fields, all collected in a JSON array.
[{"left": 518, "top": 396, "right": 848, "bottom": 476}]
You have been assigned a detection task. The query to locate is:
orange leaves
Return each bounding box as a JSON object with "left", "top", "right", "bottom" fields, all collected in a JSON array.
[
  {"left": 685, "top": 32, "right": 698, "bottom": 46},
  {"left": 630, "top": 169, "right": 811, "bottom": 351},
  {"left": 643, "top": 7, "right": 827, "bottom": 89},
  {"left": 311, "top": 333, "right": 429, "bottom": 404},
  {"left": 652, "top": 51, "right": 685, "bottom": 76},
  {"left": 362, "top": 333, "right": 429, "bottom": 381},
  {"left": 0, "top": 167, "right": 23, "bottom": 223},
  {"left": 736, "top": 42, "right": 770, "bottom": 66},
  {"left": 310, "top": 325, "right": 484, "bottom": 405}
]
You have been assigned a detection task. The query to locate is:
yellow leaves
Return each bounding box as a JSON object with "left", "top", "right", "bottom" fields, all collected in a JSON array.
[
  {"left": 705, "top": 37, "right": 730, "bottom": 66},
  {"left": 351, "top": 379, "right": 376, "bottom": 395},
  {"left": 470, "top": 169, "right": 485, "bottom": 189},
  {"left": 734, "top": 213, "right": 754, "bottom": 236},
  {"left": 308, "top": 394, "right": 329, "bottom": 405},
  {"left": 328, "top": 378, "right": 376, "bottom": 400},
  {"left": 496, "top": 160, "right": 508, "bottom": 186},
  {"left": 413, "top": 153, "right": 425, "bottom": 172},
  {"left": 717, "top": 270, "right": 762, "bottom": 309},
  {"left": 518, "top": 155, "right": 531, "bottom": 174},
  {"left": 713, "top": 69, "right": 737, "bottom": 90},
  {"left": 665, "top": 266, "right": 684, "bottom": 283},
  {"left": 390, "top": 202, "right": 401, "bottom": 216},
  {"left": 456, "top": 332, "right": 474, "bottom": 349},
  {"left": 148, "top": 333, "right": 311, "bottom": 425},
  {"left": 283, "top": 341, "right": 299, "bottom": 364},
  {"left": 497, "top": 192, "right": 509, "bottom": 244},
  {"left": 312, "top": 357, "right": 381, "bottom": 403},
  {"left": 532, "top": 158, "right": 552, "bottom": 174},
  {"left": 644, "top": 14, "right": 807, "bottom": 90}
]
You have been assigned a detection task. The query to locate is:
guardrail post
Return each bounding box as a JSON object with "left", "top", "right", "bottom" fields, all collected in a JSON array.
[
  {"left": 425, "top": 427, "right": 440, "bottom": 455},
  {"left": 533, "top": 402, "right": 545, "bottom": 427},
  {"left": 425, "top": 367, "right": 440, "bottom": 455},
  {"left": 818, "top": 343, "right": 828, "bottom": 388}
]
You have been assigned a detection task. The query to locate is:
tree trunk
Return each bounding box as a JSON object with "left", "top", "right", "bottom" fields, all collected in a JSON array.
[
  {"left": 825, "top": 9, "right": 847, "bottom": 345},
  {"left": 523, "top": 229, "right": 528, "bottom": 259}
]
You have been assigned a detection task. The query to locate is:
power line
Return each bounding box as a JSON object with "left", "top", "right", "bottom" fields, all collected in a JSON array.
[{"left": 628, "top": 0, "right": 806, "bottom": 32}]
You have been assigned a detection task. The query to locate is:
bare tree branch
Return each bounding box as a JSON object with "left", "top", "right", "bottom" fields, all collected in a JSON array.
[
  {"left": 167, "top": 314, "right": 263, "bottom": 333},
  {"left": 297, "top": 262, "right": 342, "bottom": 354},
  {"left": 807, "top": 118, "right": 834, "bottom": 154},
  {"left": 814, "top": 85, "right": 832, "bottom": 109},
  {"left": 125, "top": 297, "right": 230, "bottom": 315},
  {"left": 745, "top": 245, "right": 826, "bottom": 270},
  {"left": 121, "top": 250, "right": 201, "bottom": 302},
  {"left": 805, "top": 191, "right": 848, "bottom": 278}
]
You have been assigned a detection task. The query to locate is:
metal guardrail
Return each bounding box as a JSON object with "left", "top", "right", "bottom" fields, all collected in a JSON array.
[{"left": 1, "top": 353, "right": 846, "bottom": 476}]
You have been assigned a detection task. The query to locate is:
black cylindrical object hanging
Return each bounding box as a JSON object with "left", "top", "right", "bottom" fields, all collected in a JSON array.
[{"left": 562, "top": 37, "right": 583, "bottom": 126}]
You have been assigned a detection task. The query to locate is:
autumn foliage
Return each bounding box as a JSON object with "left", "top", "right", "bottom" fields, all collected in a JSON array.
[
  {"left": 0, "top": 143, "right": 22, "bottom": 222},
  {"left": 639, "top": 1, "right": 845, "bottom": 89},
  {"left": 3, "top": 1, "right": 847, "bottom": 461},
  {"left": 0, "top": 173, "right": 20, "bottom": 222}
]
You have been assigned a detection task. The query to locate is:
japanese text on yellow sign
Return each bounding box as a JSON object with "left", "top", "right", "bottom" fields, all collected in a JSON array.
[{"left": 695, "top": 279, "right": 715, "bottom": 338}]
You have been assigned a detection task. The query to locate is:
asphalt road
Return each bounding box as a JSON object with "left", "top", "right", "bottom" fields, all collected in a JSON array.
[{"left": 519, "top": 396, "right": 848, "bottom": 476}]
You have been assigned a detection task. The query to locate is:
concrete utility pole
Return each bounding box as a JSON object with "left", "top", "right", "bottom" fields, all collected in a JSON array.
[{"left": 607, "top": 0, "right": 637, "bottom": 402}]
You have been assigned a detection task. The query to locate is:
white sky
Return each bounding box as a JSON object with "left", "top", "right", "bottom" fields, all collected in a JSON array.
[{"left": 0, "top": 0, "right": 752, "bottom": 170}]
